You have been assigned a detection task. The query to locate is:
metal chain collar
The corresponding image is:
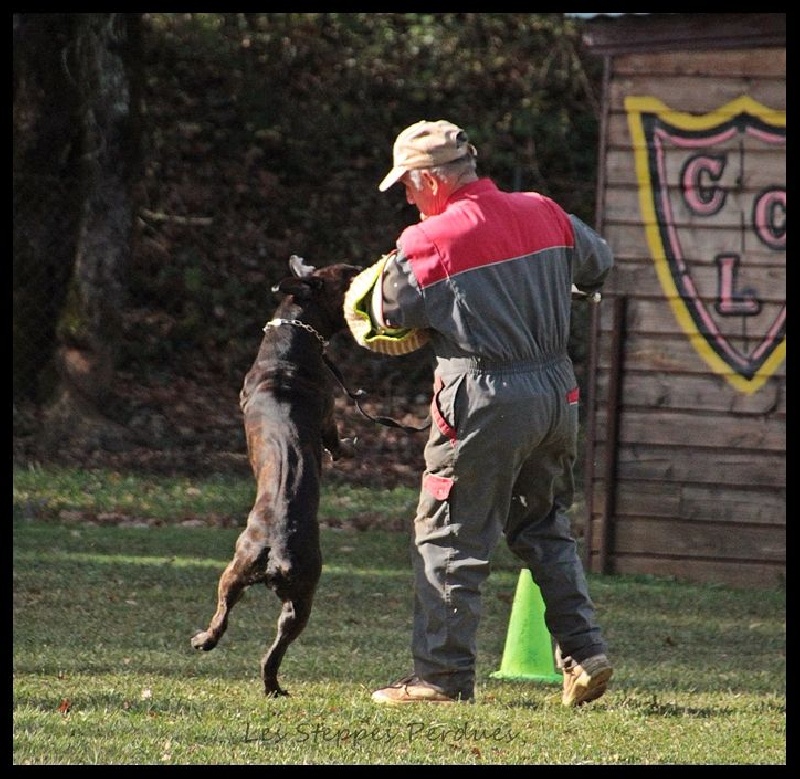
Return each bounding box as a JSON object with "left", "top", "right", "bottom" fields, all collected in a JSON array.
[{"left": 263, "top": 318, "right": 328, "bottom": 347}]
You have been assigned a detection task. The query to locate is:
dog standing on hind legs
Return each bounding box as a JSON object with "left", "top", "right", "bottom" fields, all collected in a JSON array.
[{"left": 191, "top": 255, "right": 361, "bottom": 697}]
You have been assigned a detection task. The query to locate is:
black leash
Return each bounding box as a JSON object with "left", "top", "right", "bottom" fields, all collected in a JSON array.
[{"left": 322, "top": 353, "right": 431, "bottom": 434}]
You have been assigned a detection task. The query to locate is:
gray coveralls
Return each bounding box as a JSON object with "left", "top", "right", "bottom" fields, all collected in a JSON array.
[{"left": 377, "top": 178, "right": 614, "bottom": 699}]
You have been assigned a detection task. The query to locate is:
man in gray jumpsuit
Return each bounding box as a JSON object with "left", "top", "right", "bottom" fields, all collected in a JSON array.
[{"left": 348, "top": 119, "right": 614, "bottom": 706}]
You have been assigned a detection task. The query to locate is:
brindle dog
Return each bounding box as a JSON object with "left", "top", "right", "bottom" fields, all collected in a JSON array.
[{"left": 191, "top": 256, "right": 361, "bottom": 697}]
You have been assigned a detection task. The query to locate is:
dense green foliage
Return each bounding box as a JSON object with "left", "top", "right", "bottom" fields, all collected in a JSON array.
[
  {"left": 13, "top": 14, "right": 603, "bottom": 477},
  {"left": 133, "top": 13, "right": 601, "bottom": 385}
]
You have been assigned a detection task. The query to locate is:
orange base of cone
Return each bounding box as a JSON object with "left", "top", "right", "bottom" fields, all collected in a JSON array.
[{"left": 490, "top": 569, "right": 562, "bottom": 684}]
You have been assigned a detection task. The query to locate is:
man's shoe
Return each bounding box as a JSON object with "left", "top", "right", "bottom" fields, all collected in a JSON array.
[
  {"left": 561, "top": 654, "right": 613, "bottom": 707},
  {"left": 371, "top": 675, "right": 465, "bottom": 704}
]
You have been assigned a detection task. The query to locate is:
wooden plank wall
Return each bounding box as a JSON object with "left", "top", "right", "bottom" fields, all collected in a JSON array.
[{"left": 587, "top": 47, "right": 786, "bottom": 589}]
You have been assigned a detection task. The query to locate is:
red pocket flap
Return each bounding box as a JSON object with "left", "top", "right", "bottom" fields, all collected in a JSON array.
[
  {"left": 566, "top": 386, "right": 580, "bottom": 404},
  {"left": 423, "top": 473, "right": 454, "bottom": 501}
]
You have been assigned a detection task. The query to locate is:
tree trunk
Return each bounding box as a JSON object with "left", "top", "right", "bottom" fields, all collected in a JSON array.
[
  {"left": 13, "top": 14, "right": 83, "bottom": 403},
  {"left": 41, "top": 14, "right": 142, "bottom": 454}
]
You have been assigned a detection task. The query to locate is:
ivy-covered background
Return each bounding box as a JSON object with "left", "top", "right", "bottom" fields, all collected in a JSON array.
[{"left": 13, "top": 13, "right": 603, "bottom": 487}]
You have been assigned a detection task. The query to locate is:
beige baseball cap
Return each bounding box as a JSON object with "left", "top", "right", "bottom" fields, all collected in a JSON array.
[{"left": 378, "top": 119, "right": 477, "bottom": 192}]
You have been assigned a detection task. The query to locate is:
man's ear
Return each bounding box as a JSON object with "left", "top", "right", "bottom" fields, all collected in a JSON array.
[{"left": 422, "top": 170, "right": 439, "bottom": 194}]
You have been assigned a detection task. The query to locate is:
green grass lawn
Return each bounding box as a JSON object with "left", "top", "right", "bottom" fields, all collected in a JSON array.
[{"left": 12, "top": 467, "right": 786, "bottom": 765}]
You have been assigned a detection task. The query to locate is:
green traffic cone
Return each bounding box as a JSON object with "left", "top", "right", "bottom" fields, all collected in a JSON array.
[{"left": 490, "top": 569, "right": 562, "bottom": 683}]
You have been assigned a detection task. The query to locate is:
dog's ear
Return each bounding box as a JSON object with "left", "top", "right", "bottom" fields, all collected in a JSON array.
[
  {"left": 271, "top": 255, "right": 324, "bottom": 297},
  {"left": 272, "top": 276, "right": 325, "bottom": 299},
  {"left": 289, "top": 254, "right": 316, "bottom": 278}
]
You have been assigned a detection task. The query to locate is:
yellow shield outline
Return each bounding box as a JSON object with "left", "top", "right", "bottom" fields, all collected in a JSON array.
[{"left": 625, "top": 95, "right": 785, "bottom": 395}]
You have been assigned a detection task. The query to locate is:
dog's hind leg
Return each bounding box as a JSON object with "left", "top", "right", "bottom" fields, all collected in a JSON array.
[
  {"left": 191, "top": 526, "right": 269, "bottom": 651},
  {"left": 261, "top": 588, "right": 316, "bottom": 697}
]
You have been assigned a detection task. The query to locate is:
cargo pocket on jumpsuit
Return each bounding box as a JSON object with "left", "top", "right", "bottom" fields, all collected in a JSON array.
[
  {"left": 416, "top": 474, "right": 455, "bottom": 552},
  {"left": 415, "top": 373, "right": 462, "bottom": 541}
]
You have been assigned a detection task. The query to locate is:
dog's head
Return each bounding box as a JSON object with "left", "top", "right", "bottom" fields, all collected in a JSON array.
[{"left": 272, "top": 255, "right": 362, "bottom": 336}]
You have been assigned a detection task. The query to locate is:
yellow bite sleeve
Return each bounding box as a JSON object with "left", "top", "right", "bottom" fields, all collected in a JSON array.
[{"left": 343, "top": 254, "right": 430, "bottom": 356}]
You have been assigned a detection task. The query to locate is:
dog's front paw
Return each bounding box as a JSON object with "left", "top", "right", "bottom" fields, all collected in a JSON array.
[
  {"left": 191, "top": 630, "right": 217, "bottom": 651},
  {"left": 335, "top": 437, "right": 358, "bottom": 460}
]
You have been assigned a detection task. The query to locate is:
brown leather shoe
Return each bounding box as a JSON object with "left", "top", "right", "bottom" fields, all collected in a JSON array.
[
  {"left": 371, "top": 675, "right": 465, "bottom": 704},
  {"left": 561, "top": 654, "right": 613, "bottom": 707}
]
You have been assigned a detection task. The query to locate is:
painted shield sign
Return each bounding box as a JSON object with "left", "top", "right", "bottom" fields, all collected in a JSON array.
[{"left": 626, "top": 96, "right": 785, "bottom": 395}]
